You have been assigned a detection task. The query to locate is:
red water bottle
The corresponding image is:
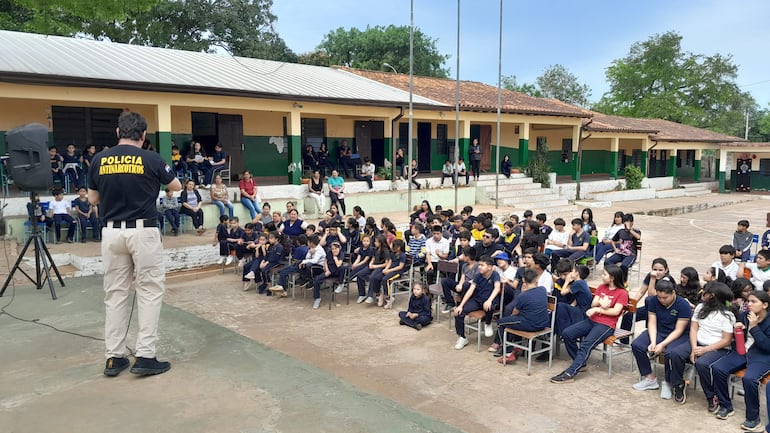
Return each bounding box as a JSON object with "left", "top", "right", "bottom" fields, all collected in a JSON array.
[{"left": 735, "top": 327, "right": 746, "bottom": 355}]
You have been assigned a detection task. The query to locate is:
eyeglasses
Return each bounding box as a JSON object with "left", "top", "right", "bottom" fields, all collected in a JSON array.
[{"left": 483, "top": 235, "right": 493, "bottom": 239}]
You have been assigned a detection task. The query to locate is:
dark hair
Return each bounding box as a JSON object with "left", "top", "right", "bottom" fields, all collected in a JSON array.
[
  {"left": 462, "top": 205, "right": 473, "bottom": 214},
  {"left": 622, "top": 213, "right": 634, "bottom": 223},
  {"left": 571, "top": 218, "right": 583, "bottom": 226},
  {"left": 421, "top": 200, "right": 433, "bottom": 214},
  {"left": 458, "top": 231, "right": 471, "bottom": 241},
  {"left": 680, "top": 267, "right": 700, "bottom": 289},
  {"left": 553, "top": 218, "right": 565, "bottom": 227},
  {"left": 581, "top": 208, "right": 594, "bottom": 223},
  {"left": 536, "top": 213, "right": 547, "bottom": 223},
  {"left": 219, "top": 215, "right": 229, "bottom": 223},
  {"left": 749, "top": 290, "right": 770, "bottom": 312},
  {"left": 532, "top": 253, "right": 549, "bottom": 270},
  {"left": 296, "top": 234, "right": 308, "bottom": 245},
  {"left": 504, "top": 221, "right": 515, "bottom": 229},
  {"left": 575, "top": 264, "right": 590, "bottom": 280},
  {"left": 478, "top": 255, "right": 495, "bottom": 266},
  {"left": 555, "top": 259, "right": 573, "bottom": 275},
  {"left": 758, "top": 250, "right": 770, "bottom": 261},
  {"left": 374, "top": 234, "right": 389, "bottom": 250},
  {"left": 612, "top": 211, "right": 624, "bottom": 222},
  {"left": 463, "top": 246, "right": 477, "bottom": 261},
  {"left": 306, "top": 224, "right": 316, "bottom": 232},
  {"left": 432, "top": 225, "right": 443, "bottom": 233},
  {"left": 698, "top": 282, "right": 735, "bottom": 320},
  {"left": 523, "top": 247, "right": 538, "bottom": 256},
  {"left": 523, "top": 268, "right": 538, "bottom": 285},
  {"left": 308, "top": 235, "right": 321, "bottom": 246},
  {"left": 604, "top": 264, "right": 625, "bottom": 288},
  {"left": 709, "top": 267, "right": 728, "bottom": 284},
  {"left": 485, "top": 227, "right": 499, "bottom": 238},
  {"left": 719, "top": 244, "right": 736, "bottom": 256},
  {"left": 353, "top": 205, "right": 364, "bottom": 216},
  {"left": 523, "top": 210, "right": 533, "bottom": 218},
  {"left": 651, "top": 257, "right": 669, "bottom": 272},
  {"left": 392, "top": 239, "right": 405, "bottom": 252},
  {"left": 412, "top": 222, "right": 424, "bottom": 233},
  {"left": 655, "top": 279, "right": 676, "bottom": 294},
  {"left": 732, "top": 277, "right": 752, "bottom": 299},
  {"left": 117, "top": 111, "right": 147, "bottom": 141},
  {"left": 738, "top": 219, "right": 750, "bottom": 228},
  {"left": 244, "top": 223, "right": 254, "bottom": 230},
  {"left": 347, "top": 218, "right": 359, "bottom": 230}
]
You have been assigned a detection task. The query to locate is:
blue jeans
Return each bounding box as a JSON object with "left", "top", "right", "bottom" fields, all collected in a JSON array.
[
  {"left": 240, "top": 197, "right": 260, "bottom": 220},
  {"left": 560, "top": 318, "right": 614, "bottom": 376},
  {"left": 213, "top": 200, "right": 234, "bottom": 218},
  {"left": 278, "top": 264, "right": 299, "bottom": 289},
  {"left": 632, "top": 330, "right": 691, "bottom": 387},
  {"left": 695, "top": 348, "right": 734, "bottom": 407},
  {"left": 605, "top": 253, "right": 637, "bottom": 279},
  {"left": 77, "top": 214, "right": 101, "bottom": 240}
]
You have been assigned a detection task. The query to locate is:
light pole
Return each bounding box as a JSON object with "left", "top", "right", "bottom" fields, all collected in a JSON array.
[{"left": 383, "top": 62, "right": 398, "bottom": 74}]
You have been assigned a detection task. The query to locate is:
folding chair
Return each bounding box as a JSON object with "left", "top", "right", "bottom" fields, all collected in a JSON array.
[
  {"left": 502, "top": 295, "right": 557, "bottom": 375},
  {"left": 628, "top": 241, "right": 643, "bottom": 284},
  {"left": 389, "top": 254, "right": 418, "bottom": 302},
  {"left": 219, "top": 156, "right": 232, "bottom": 185},
  {"left": 749, "top": 234, "right": 760, "bottom": 262},
  {"left": 576, "top": 236, "right": 598, "bottom": 272},
  {"left": 730, "top": 369, "right": 770, "bottom": 399},
  {"left": 427, "top": 260, "right": 459, "bottom": 324},
  {"left": 592, "top": 298, "right": 638, "bottom": 378}
]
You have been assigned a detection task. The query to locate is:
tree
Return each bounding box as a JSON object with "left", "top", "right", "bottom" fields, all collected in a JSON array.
[
  {"left": 501, "top": 75, "right": 541, "bottom": 97},
  {"left": 315, "top": 25, "right": 449, "bottom": 77},
  {"left": 536, "top": 64, "right": 591, "bottom": 107},
  {"left": 595, "top": 31, "right": 757, "bottom": 137}
]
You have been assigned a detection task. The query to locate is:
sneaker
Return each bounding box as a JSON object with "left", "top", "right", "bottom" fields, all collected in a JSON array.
[
  {"left": 130, "top": 357, "right": 171, "bottom": 376},
  {"left": 238, "top": 258, "right": 245, "bottom": 268},
  {"left": 497, "top": 352, "right": 517, "bottom": 364},
  {"left": 383, "top": 297, "right": 394, "bottom": 309},
  {"left": 578, "top": 364, "right": 588, "bottom": 373},
  {"left": 550, "top": 371, "right": 575, "bottom": 383},
  {"left": 741, "top": 419, "right": 763, "bottom": 431},
  {"left": 268, "top": 285, "right": 285, "bottom": 293},
  {"left": 217, "top": 256, "right": 226, "bottom": 265},
  {"left": 377, "top": 294, "right": 384, "bottom": 307},
  {"left": 632, "top": 376, "right": 660, "bottom": 391},
  {"left": 334, "top": 284, "right": 344, "bottom": 294},
  {"left": 535, "top": 352, "right": 550, "bottom": 363},
  {"left": 707, "top": 396, "right": 719, "bottom": 413},
  {"left": 67, "top": 238, "right": 75, "bottom": 243},
  {"left": 225, "top": 256, "right": 234, "bottom": 265},
  {"left": 484, "top": 323, "right": 494, "bottom": 338},
  {"left": 715, "top": 406, "right": 734, "bottom": 420},
  {"left": 673, "top": 383, "right": 686, "bottom": 404},
  {"left": 441, "top": 304, "right": 455, "bottom": 314},
  {"left": 364, "top": 296, "right": 374, "bottom": 304},
  {"left": 312, "top": 298, "right": 322, "bottom": 309},
  {"left": 660, "top": 381, "right": 673, "bottom": 400},
  {"left": 103, "top": 357, "right": 130, "bottom": 377},
  {"left": 399, "top": 320, "right": 406, "bottom": 326},
  {"left": 454, "top": 336, "right": 469, "bottom": 350},
  {"left": 488, "top": 343, "right": 501, "bottom": 353},
  {"left": 414, "top": 323, "right": 423, "bottom": 330},
  {"left": 244, "top": 271, "right": 255, "bottom": 280},
  {"left": 356, "top": 296, "right": 367, "bottom": 304},
  {"left": 242, "top": 281, "right": 253, "bottom": 292}
]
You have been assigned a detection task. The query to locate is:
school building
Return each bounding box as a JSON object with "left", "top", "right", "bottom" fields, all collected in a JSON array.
[{"left": 0, "top": 30, "right": 761, "bottom": 193}]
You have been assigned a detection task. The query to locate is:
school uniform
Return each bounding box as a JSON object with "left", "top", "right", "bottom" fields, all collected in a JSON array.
[
  {"left": 549, "top": 231, "right": 590, "bottom": 271},
  {"left": 554, "top": 278, "right": 593, "bottom": 335},
  {"left": 312, "top": 249, "right": 345, "bottom": 300},
  {"left": 276, "top": 244, "right": 310, "bottom": 289},
  {"left": 257, "top": 243, "right": 285, "bottom": 293},
  {"left": 691, "top": 304, "right": 735, "bottom": 411},
  {"left": 370, "top": 251, "right": 405, "bottom": 298},
  {"left": 49, "top": 198, "right": 76, "bottom": 242},
  {"left": 631, "top": 294, "right": 692, "bottom": 387},
  {"left": 442, "top": 262, "right": 478, "bottom": 309},
  {"left": 237, "top": 231, "right": 257, "bottom": 260},
  {"left": 494, "top": 286, "right": 548, "bottom": 346},
  {"left": 159, "top": 196, "right": 180, "bottom": 233},
  {"left": 215, "top": 223, "right": 229, "bottom": 256},
  {"left": 350, "top": 246, "right": 373, "bottom": 297},
  {"left": 745, "top": 262, "right": 770, "bottom": 290},
  {"left": 605, "top": 228, "right": 641, "bottom": 278},
  {"left": 454, "top": 271, "right": 500, "bottom": 338},
  {"left": 363, "top": 248, "right": 389, "bottom": 298},
  {"left": 225, "top": 227, "right": 244, "bottom": 258},
  {"left": 72, "top": 196, "right": 101, "bottom": 241},
  {"left": 561, "top": 284, "right": 628, "bottom": 377},
  {"left": 399, "top": 295, "right": 433, "bottom": 329}
]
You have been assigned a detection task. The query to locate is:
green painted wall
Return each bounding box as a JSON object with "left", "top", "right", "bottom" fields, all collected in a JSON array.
[
  {"left": 328, "top": 137, "right": 354, "bottom": 163},
  {"left": 545, "top": 151, "right": 572, "bottom": 176},
  {"left": 288, "top": 135, "right": 301, "bottom": 185},
  {"left": 0, "top": 131, "right": 6, "bottom": 154},
  {"left": 730, "top": 171, "right": 770, "bottom": 191},
  {"left": 430, "top": 139, "right": 445, "bottom": 171},
  {"left": 458, "top": 137, "right": 469, "bottom": 165},
  {"left": 579, "top": 150, "right": 614, "bottom": 174},
  {"left": 610, "top": 151, "right": 618, "bottom": 178},
  {"left": 157, "top": 131, "right": 172, "bottom": 164},
  {"left": 718, "top": 171, "right": 726, "bottom": 192},
  {"left": 171, "top": 133, "right": 193, "bottom": 150},
  {"left": 693, "top": 159, "right": 701, "bottom": 182},
  {"left": 244, "top": 135, "right": 288, "bottom": 177},
  {"left": 668, "top": 156, "right": 677, "bottom": 178},
  {"left": 640, "top": 151, "right": 648, "bottom": 176}
]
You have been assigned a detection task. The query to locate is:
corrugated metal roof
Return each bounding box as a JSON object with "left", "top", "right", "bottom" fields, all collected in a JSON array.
[{"left": 0, "top": 30, "right": 446, "bottom": 107}]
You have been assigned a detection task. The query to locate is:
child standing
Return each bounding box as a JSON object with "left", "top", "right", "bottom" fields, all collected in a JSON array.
[
  {"left": 398, "top": 282, "right": 433, "bottom": 330},
  {"left": 733, "top": 220, "right": 753, "bottom": 262},
  {"left": 160, "top": 188, "right": 181, "bottom": 235},
  {"left": 72, "top": 186, "right": 100, "bottom": 242},
  {"left": 214, "top": 215, "right": 230, "bottom": 265},
  {"left": 49, "top": 188, "right": 76, "bottom": 243}
]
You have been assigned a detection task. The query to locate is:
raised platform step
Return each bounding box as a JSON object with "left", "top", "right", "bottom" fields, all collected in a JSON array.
[
  {"left": 480, "top": 183, "right": 543, "bottom": 194},
  {"left": 685, "top": 189, "right": 713, "bottom": 197},
  {"left": 500, "top": 197, "right": 570, "bottom": 209}
]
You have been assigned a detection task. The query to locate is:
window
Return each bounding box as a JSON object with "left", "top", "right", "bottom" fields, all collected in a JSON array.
[
  {"left": 301, "top": 118, "right": 326, "bottom": 151},
  {"left": 631, "top": 149, "right": 642, "bottom": 167},
  {"left": 561, "top": 139, "right": 572, "bottom": 163},
  {"left": 759, "top": 159, "right": 770, "bottom": 176},
  {"left": 436, "top": 124, "right": 448, "bottom": 155},
  {"left": 536, "top": 136, "right": 548, "bottom": 152},
  {"left": 52, "top": 106, "right": 123, "bottom": 149}
]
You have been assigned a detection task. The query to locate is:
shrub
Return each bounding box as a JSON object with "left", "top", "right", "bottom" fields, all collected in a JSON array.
[{"left": 624, "top": 165, "right": 643, "bottom": 190}]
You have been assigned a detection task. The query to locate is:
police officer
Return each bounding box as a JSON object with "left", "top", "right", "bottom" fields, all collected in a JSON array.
[{"left": 88, "top": 111, "right": 181, "bottom": 377}]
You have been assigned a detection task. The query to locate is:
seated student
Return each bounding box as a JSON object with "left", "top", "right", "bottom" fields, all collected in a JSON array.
[
  {"left": 62, "top": 143, "right": 83, "bottom": 190},
  {"left": 762, "top": 223, "right": 770, "bottom": 251},
  {"left": 449, "top": 228, "right": 474, "bottom": 261},
  {"left": 456, "top": 158, "right": 469, "bottom": 185},
  {"left": 424, "top": 225, "right": 450, "bottom": 283},
  {"left": 399, "top": 282, "right": 433, "bottom": 330},
  {"left": 349, "top": 235, "right": 374, "bottom": 303},
  {"left": 551, "top": 264, "right": 628, "bottom": 383},
  {"left": 342, "top": 218, "right": 362, "bottom": 255},
  {"left": 256, "top": 232, "right": 285, "bottom": 295},
  {"left": 605, "top": 213, "right": 642, "bottom": 281},
  {"left": 263, "top": 211, "right": 283, "bottom": 233},
  {"left": 376, "top": 239, "right": 406, "bottom": 309},
  {"left": 452, "top": 255, "right": 501, "bottom": 350},
  {"left": 159, "top": 188, "right": 181, "bottom": 235},
  {"left": 710, "top": 290, "right": 770, "bottom": 431},
  {"left": 292, "top": 235, "right": 327, "bottom": 289},
  {"left": 498, "top": 221, "right": 519, "bottom": 256},
  {"left": 49, "top": 146, "right": 65, "bottom": 189},
  {"left": 470, "top": 217, "right": 487, "bottom": 241},
  {"left": 676, "top": 266, "right": 701, "bottom": 308},
  {"left": 223, "top": 217, "right": 244, "bottom": 265},
  {"left": 320, "top": 221, "right": 347, "bottom": 252},
  {"left": 170, "top": 145, "right": 186, "bottom": 175},
  {"left": 214, "top": 215, "right": 230, "bottom": 265},
  {"left": 491, "top": 268, "right": 549, "bottom": 363},
  {"left": 407, "top": 222, "right": 428, "bottom": 265},
  {"left": 72, "top": 186, "right": 100, "bottom": 242},
  {"left": 618, "top": 257, "right": 677, "bottom": 341},
  {"left": 553, "top": 260, "right": 593, "bottom": 336},
  {"left": 531, "top": 252, "right": 554, "bottom": 295},
  {"left": 26, "top": 191, "right": 53, "bottom": 230},
  {"left": 236, "top": 222, "right": 258, "bottom": 266},
  {"left": 440, "top": 160, "right": 456, "bottom": 187},
  {"left": 491, "top": 251, "right": 518, "bottom": 316},
  {"left": 688, "top": 282, "right": 736, "bottom": 418},
  {"left": 543, "top": 218, "right": 568, "bottom": 257},
  {"left": 353, "top": 157, "right": 375, "bottom": 190},
  {"left": 49, "top": 188, "right": 76, "bottom": 243},
  {"left": 535, "top": 213, "right": 552, "bottom": 244},
  {"left": 549, "top": 218, "right": 590, "bottom": 273},
  {"left": 733, "top": 219, "right": 753, "bottom": 263},
  {"left": 203, "top": 142, "right": 227, "bottom": 185},
  {"left": 364, "top": 235, "right": 391, "bottom": 304},
  {"left": 712, "top": 244, "right": 739, "bottom": 281},
  {"left": 242, "top": 232, "right": 268, "bottom": 290},
  {"left": 309, "top": 241, "right": 345, "bottom": 309},
  {"left": 441, "top": 246, "right": 479, "bottom": 314},
  {"left": 595, "top": 211, "right": 625, "bottom": 263},
  {"left": 270, "top": 234, "right": 309, "bottom": 296},
  {"left": 475, "top": 227, "right": 503, "bottom": 258},
  {"left": 631, "top": 279, "right": 692, "bottom": 403},
  {"left": 740, "top": 250, "right": 770, "bottom": 291},
  {"left": 518, "top": 220, "right": 542, "bottom": 254}
]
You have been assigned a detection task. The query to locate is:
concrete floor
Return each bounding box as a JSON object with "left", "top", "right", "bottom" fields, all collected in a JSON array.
[{"left": 2, "top": 192, "right": 770, "bottom": 433}]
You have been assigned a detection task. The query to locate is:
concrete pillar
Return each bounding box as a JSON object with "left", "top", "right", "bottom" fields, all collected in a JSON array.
[
  {"left": 287, "top": 110, "right": 302, "bottom": 185},
  {"left": 668, "top": 149, "right": 677, "bottom": 179},
  {"left": 459, "top": 120, "right": 470, "bottom": 167},
  {"left": 156, "top": 103, "right": 172, "bottom": 164},
  {"left": 693, "top": 149, "right": 702, "bottom": 183},
  {"left": 571, "top": 125, "right": 580, "bottom": 181},
  {"left": 519, "top": 122, "right": 530, "bottom": 167},
  {"left": 718, "top": 148, "right": 727, "bottom": 193},
  {"left": 610, "top": 137, "right": 619, "bottom": 179}
]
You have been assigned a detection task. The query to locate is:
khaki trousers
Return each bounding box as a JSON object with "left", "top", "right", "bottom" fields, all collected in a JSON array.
[{"left": 102, "top": 223, "right": 165, "bottom": 359}]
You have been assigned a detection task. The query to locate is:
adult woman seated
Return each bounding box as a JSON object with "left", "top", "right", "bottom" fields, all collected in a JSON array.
[
  {"left": 180, "top": 179, "right": 206, "bottom": 235},
  {"left": 239, "top": 170, "right": 260, "bottom": 220},
  {"left": 210, "top": 174, "right": 234, "bottom": 219}
]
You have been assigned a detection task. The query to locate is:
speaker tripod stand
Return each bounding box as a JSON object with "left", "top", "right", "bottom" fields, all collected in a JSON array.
[{"left": 1, "top": 216, "right": 64, "bottom": 300}]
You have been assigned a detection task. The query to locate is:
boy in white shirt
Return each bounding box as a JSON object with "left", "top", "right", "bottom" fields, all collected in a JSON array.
[
  {"left": 440, "top": 160, "right": 456, "bottom": 187},
  {"left": 740, "top": 249, "right": 770, "bottom": 290},
  {"left": 425, "top": 225, "right": 451, "bottom": 283},
  {"left": 49, "top": 188, "right": 76, "bottom": 243},
  {"left": 544, "top": 218, "right": 569, "bottom": 256},
  {"left": 711, "top": 244, "right": 739, "bottom": 281}
]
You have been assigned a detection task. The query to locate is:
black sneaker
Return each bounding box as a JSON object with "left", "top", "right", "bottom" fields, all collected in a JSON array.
[
  {"left": 535, "top": 352, "right": 549, "bottom": 363},
  {"left": 493, "top": 346, "right": 504, "bottom": 357},
  {"left": 550, "top": 371, "right": 574, "bottom": 383},
  {"left": 399, "top": 320, "right": 406, "bottom": 326},
  {"left": 674, "top": 384, "right": 686, "bottom": 404},
  {"left": 130, "top": 357, "right": 171, "bottom": 376},
  {"left": 414, "top": 323, "right": 423, "bottom": 330},
  {"left": 715, "top": 406, "right": 734, "bottom": 420},
  {"left": 741, "top": 418, "right": 763, "bottom": 431},
  {"left": 103, "top": 357, "right": 130, "bottom": 377},
  {"left": 707, "top": 396, "right": 719, "bottom": 414}
]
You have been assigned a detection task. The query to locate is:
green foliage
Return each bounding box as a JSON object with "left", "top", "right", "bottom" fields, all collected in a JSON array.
[
  {"left": 536, "top": 64, "right": 591, "bottom": 107},
  {"left": 501, "top": 75, "right": 542, "bottom": 97},
  {"left": 315, "top": 25, "right": 449, "bottom": 78},
  {"left": 594, "top": 31, "right": 758, "bottom": 138},
  {"left": 377, "top": 166, "right": 391, "bottom": 181},
  {"left": 623, "top": 165, "right": 643, "bottom": 190},
  {"left": 525, "top": 143, "right": 551, "bottom": 188}
]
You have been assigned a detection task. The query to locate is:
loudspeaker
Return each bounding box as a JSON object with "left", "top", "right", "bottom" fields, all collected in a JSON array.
[{"left": 6, "top": 123, "right": 52, "bottom": 192}]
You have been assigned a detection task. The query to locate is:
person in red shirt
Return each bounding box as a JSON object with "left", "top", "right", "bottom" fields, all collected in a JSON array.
[
  {"left": 551, "top": 264, "right": 628, "bottom": 383},
  {"left": 239, "top": 170, "right": 260, "bottom": 220}
]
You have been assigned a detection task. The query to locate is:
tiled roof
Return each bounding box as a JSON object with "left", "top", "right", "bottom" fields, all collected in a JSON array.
[
  {"left": 722, "top": 141, "right": 770, "bottom": 148},
  {"left": 584, "top": 112, "right": 745, "bottom": 143},
  {"left": 0, "top": 30, "right": 445, "bottom": 108},
  {"left": 340, "top": 67, "right": 589, "bottom": 118}
]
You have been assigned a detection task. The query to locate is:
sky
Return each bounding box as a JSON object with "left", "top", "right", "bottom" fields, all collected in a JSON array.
[{"left": 273, "top": 0, "right": 770, "bottom": 108}]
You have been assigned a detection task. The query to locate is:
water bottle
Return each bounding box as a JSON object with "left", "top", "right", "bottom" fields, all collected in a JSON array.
[{"left": 735, "top": 327, "right": 746, "bottom": 355}]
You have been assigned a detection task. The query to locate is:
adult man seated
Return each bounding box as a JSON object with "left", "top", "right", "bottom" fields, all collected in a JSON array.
[
  {"left": 337, "top": 140, "right": 355, "bottom": 178},
  {"left": 203, "top": 142, "right": 227, "bottom": 185}
]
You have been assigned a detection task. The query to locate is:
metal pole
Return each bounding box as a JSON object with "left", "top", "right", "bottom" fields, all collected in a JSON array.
[
  {"left": 453, "top": 0, "right": 460, "bottom": 212},
  {"left": 494, "top": 0, "right": 503, "bottom": 209},
  {"left": 407, "top": 0, "right": 414, "bottom": 213}
]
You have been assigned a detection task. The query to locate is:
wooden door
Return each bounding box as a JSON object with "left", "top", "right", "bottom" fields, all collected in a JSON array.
[
  {"left": 480, "top": 125, "right": 492, "bottom": 171},
  {"left": 217, "top": 114, "right": 244, "bottom": 176}
]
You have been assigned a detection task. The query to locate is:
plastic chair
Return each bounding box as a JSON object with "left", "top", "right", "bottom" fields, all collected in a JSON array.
[
  {"left": 749, "top": 234, "right": 760, "bottom": 262},
  {"left": 502, "top": 295, "right": 557, "bottom": 375}
]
